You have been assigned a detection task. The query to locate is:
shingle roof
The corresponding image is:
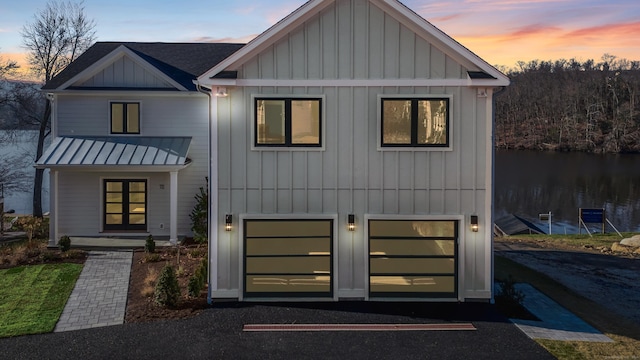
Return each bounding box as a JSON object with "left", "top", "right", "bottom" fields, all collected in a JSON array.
[{"left": 42, "top": 42, "right": 245, "bottom": 91}]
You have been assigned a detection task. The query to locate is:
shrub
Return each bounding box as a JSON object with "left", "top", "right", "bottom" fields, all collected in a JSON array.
[
  {"left": 141, "top": 267, "right": 159, "bottom": 298},
  {"left": 188, "top": 247, "right": 206, "bottom": 259},
  {"left": 58, "top": 235, "right": 71, "bottom": 252},
  {"left": 41, "top": 250, "right": 61, "bottom": 262},
  {"left": 189, "top": 178, "right": 208, "bottom": 244},
  {"left": 496, "top": 276, "right": 525, "bottom": 305},
  {"left": 63, "top": 249, "right": 85, "bottom": 259},
  {"left": 154, "top": 265, "right": 180, "bottom": 307},
  {"left": 143, "top": 253, "right": 162, "bottom": 263},
  {"left": 144, "top": 235, "right": 156, "bottom": 253},
  {"left": 188, "top": 258, "right": 208, "bottom": 297},
  {"left": 15, "top": 216, "right": 43, "bottom": 241}
]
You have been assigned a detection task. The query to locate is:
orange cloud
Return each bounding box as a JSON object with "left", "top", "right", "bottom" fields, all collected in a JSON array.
[{"left": 560, "top": 21, "right": 640, "bottom": 46}]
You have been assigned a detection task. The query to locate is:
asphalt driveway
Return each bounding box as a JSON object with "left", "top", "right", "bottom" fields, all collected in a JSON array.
[{"left": 0, "top": 302, "right": 553, "bottom": 359}]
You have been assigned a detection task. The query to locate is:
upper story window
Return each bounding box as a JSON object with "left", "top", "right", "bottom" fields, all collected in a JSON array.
[
  {"left": 255, "top": 98, "right": 322, "bottom": 147},
  {"left": 380, "top": 97, "right": 449, "bottom": 147},
  {"left": 111, "top": 102, "right": 140, "bottom": 134}
]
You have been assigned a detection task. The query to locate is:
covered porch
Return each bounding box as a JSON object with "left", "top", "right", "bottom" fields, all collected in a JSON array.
[{"left": 36, "top": 136, "right": 192, "bottom": 246}]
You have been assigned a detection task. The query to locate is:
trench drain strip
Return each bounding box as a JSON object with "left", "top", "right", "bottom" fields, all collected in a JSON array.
[{"left": 243, "top": 323, "right": 476, "bottom": 332}]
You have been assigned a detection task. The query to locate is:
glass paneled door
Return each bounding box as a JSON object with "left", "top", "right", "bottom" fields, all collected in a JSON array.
[{"left": 104, "top": 179, "right": 147, "bottom": 231}]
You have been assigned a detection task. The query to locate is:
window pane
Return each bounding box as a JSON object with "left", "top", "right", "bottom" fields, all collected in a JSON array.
[
  {"left": 106, "top": 182, "right": 122, "bottom": 192},
  {"left": 370, "top": 239, "right": 455, "bottom": 256},
  {"left": 129, "top": 204, "right": 145, "bottom": 213},
  {"left": 369, "top": 220, "right": 456, "bottom": 237},
  {"left": 111, "top": 103, "right": 124, "bottom": 133},
  {"left": 126, "top": 103, "right": 140, "bottom": 133},
  {"left": 130, "top": 193, "right": 145, "bottom": 203},
  {"left": 370, "top": 258, "right": 455, "bottom": 274},
  {"left": 106, "top": 214, "right": 122, "bottom": 225},
  {"left": 382, "top": 100, "right": 411, "bottom": 144},
  {"left": 246, "top": 275, "right": 330, "bottom": 293},
  {"left": 418, "top": 100, "right": 447, "bottom": 145},
  {"left": 129, "top": 182, "right": 145, "bottom": 192},
  {"left": 257, "top": 100, "right": 285, "bottom": 144},
  {"left": 129, "top": 214, "right": 146, "bottom": 224},
  {"left": 370, "top": 276, "right": 454, "bottom": 293},
  {"left": 246, "top": 237, "right": 331, "bottom": 256},
  {"left": 106, "top": 204, "right": 122, "bottom": 213},
  {"left": 291, "top": 100, "right": 320, "bottom": 144},
  {"left": 106, "top": 193, "right": 123, "bottom": 203},
  {"left": 246, "top": 256, "right": 330, "bottom": 274}
]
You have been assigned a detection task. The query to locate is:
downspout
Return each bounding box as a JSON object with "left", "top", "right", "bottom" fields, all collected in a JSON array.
[
  {"left": 196, "top": 82, "right": 215, "bottom": 305},
  {"left": 490, "top": 85, "right": 507, "bottom": 304}
]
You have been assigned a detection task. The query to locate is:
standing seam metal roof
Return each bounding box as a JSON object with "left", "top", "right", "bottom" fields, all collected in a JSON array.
[{"left": 36, "top": 136, "right": 192, "bottom": 167}]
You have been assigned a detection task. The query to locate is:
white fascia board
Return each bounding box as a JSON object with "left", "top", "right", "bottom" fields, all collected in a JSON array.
[
  {"left": 230, "top": 78, "right": 507, "bottom": 87},
  {"left": 197, "top": 0, "right": 333, "bottom": 82},
  {"left": 56, "top": 45, "right": 188, "bottom": 91},
  {"left": 373, "top": 0, "right": 510, "bottom": 85},
  {"left": 194, "top": 79, "right": 237, "bottom": 89},
  {"left": 34, "top": 164, "right": 191, "bottom": 172},
  {"left": 45, "top": 90, "right": 206, "bottom": 97}
]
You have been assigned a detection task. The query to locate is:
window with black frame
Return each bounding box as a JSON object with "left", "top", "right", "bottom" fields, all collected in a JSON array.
[
  {"left": 111, "top": 102, "right": 140, "bottom": 134},
  {"left": 381, "top": 98, "right": 449, "bottom": 147},
  {"left": 255, "top": 98, "right": 322, "bottom": 147}
]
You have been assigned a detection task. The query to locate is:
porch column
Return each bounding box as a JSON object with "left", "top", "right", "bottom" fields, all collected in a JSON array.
[
  {"left": 48, "top": 170, "right": 58, "bottom": 246},
  {"left": 169, "top": 171, "right": 178, "bottom": 244}
]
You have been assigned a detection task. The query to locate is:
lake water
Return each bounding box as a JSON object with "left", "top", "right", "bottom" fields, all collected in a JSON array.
[
  {"left": 2, "top": 131, "right": 638, "bottom": 233},
  {"left": 495, "top": 150, "right": 640, "bottom": 234},
  {"left": 0, "top": 130, "right": 49, "bottom": 215}
]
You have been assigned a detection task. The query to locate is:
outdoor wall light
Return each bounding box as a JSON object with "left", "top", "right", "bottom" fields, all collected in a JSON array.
[
  {"left": 348, "top": 214, "right": 356, "bottom": 231},
  {"left": 470, "top": 215, "right": 479, "bottom": 232},
  {"left": 216, "top": 87, "right": 228, "bottom": 97},
  {"left": 225, "top": 214, "right": 233, "bottom": 231}
]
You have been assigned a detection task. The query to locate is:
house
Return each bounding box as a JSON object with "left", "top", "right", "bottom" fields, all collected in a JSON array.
[
  {"left": 37, "top": 42, "right": 243, "bottom": 244},
  {"left": 196, "top": 0, "right": 508, "bottom": 302},
  {"left": 39, "top": 0, "right": 508, "bottom": 303}
]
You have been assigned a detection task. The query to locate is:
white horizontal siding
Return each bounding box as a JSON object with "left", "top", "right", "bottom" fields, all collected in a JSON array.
[{"left": 54, "top": 94, "right": 210, "bottom": 237}]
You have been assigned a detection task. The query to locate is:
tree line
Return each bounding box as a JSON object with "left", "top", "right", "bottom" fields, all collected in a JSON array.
[{"left": 495, "top": 55, "right": 640, "bottom": 153}]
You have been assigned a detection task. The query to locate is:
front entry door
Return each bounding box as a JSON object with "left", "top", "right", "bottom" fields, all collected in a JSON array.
[{"left": 104, "top": 179, "right": 147, "bottom": 231}]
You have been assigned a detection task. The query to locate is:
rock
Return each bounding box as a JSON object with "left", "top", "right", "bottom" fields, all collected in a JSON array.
[
  {"left": 620, "top": 235, "right": 640, "bottom": 247},
  {"left": 611, "top": 242, "right": 635, "bottom": 253}
]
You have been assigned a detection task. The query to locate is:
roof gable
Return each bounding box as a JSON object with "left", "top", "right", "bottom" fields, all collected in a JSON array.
[
  {"left": 197, "top": 0, "right": 509, "bottom": 86},
  {"left": 58, "top": 45, "right": 187, "bottom": 91},
  {"left": 44, "top": 42, "right": 245, "bottom": 91}
]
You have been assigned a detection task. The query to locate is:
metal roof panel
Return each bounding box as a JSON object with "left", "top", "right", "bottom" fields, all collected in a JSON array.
[{"left": 36, "top": 136, "right": 192, "bottom": 167}]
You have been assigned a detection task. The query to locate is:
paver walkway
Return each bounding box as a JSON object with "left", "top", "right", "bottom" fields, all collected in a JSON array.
[
  {"left": 511, "top": 283, "right": 613, "bottom": 342},
  {"left": 54, "top": 250, "right": 132, "bottom": 332}
]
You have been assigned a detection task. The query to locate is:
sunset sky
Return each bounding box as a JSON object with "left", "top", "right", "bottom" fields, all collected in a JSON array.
[{"left": 1, "top": 0, "right": 639, "bottom": 75}]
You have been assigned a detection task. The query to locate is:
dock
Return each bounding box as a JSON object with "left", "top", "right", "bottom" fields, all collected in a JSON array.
[{"left": 494, "top": 214, "right": 545, "bottom": 236}]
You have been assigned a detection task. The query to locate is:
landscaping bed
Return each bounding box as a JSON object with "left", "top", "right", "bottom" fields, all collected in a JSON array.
[{"left": 124, "top": 244, "right": 209, "bottom": 323}]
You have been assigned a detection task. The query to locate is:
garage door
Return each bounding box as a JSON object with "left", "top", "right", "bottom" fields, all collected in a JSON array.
[
  {"left": 244, "top": 219, "right": 333, "bottom": 298},
  {"left": 369, "top": 220, "right": 457, "bottom": 298}
]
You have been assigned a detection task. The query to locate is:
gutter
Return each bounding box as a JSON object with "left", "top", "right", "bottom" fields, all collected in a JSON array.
[{"left": 195, "top": 82, "right": 215, "bottom": 305}]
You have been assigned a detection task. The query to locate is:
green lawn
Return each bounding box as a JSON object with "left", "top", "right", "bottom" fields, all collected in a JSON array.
[{"left": 0, "top": 263, "right": 83, "bottom": 338}]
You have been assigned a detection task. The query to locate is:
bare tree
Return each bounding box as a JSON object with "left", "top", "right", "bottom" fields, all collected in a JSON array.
[
  {"left": 21, "top": 0, "right": 96, "bottom": 217},
  {"left": 0, "top": 54, "right": 19, "bottom": 80}
]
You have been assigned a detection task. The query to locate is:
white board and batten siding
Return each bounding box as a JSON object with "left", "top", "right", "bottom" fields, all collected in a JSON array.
[
  {"left": 53, "top": 93, "right": 210, "bottom": 238},
  {"left": 212, "top": 0, "right": 495, "bottom": 300},
  {"left": 76, "top": 55, "right": 175, "bottom": 89}
]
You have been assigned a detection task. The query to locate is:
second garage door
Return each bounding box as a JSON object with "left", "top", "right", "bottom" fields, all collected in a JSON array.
[{"left": 369, "top": 220, "right": 458, "bottom": 299}]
